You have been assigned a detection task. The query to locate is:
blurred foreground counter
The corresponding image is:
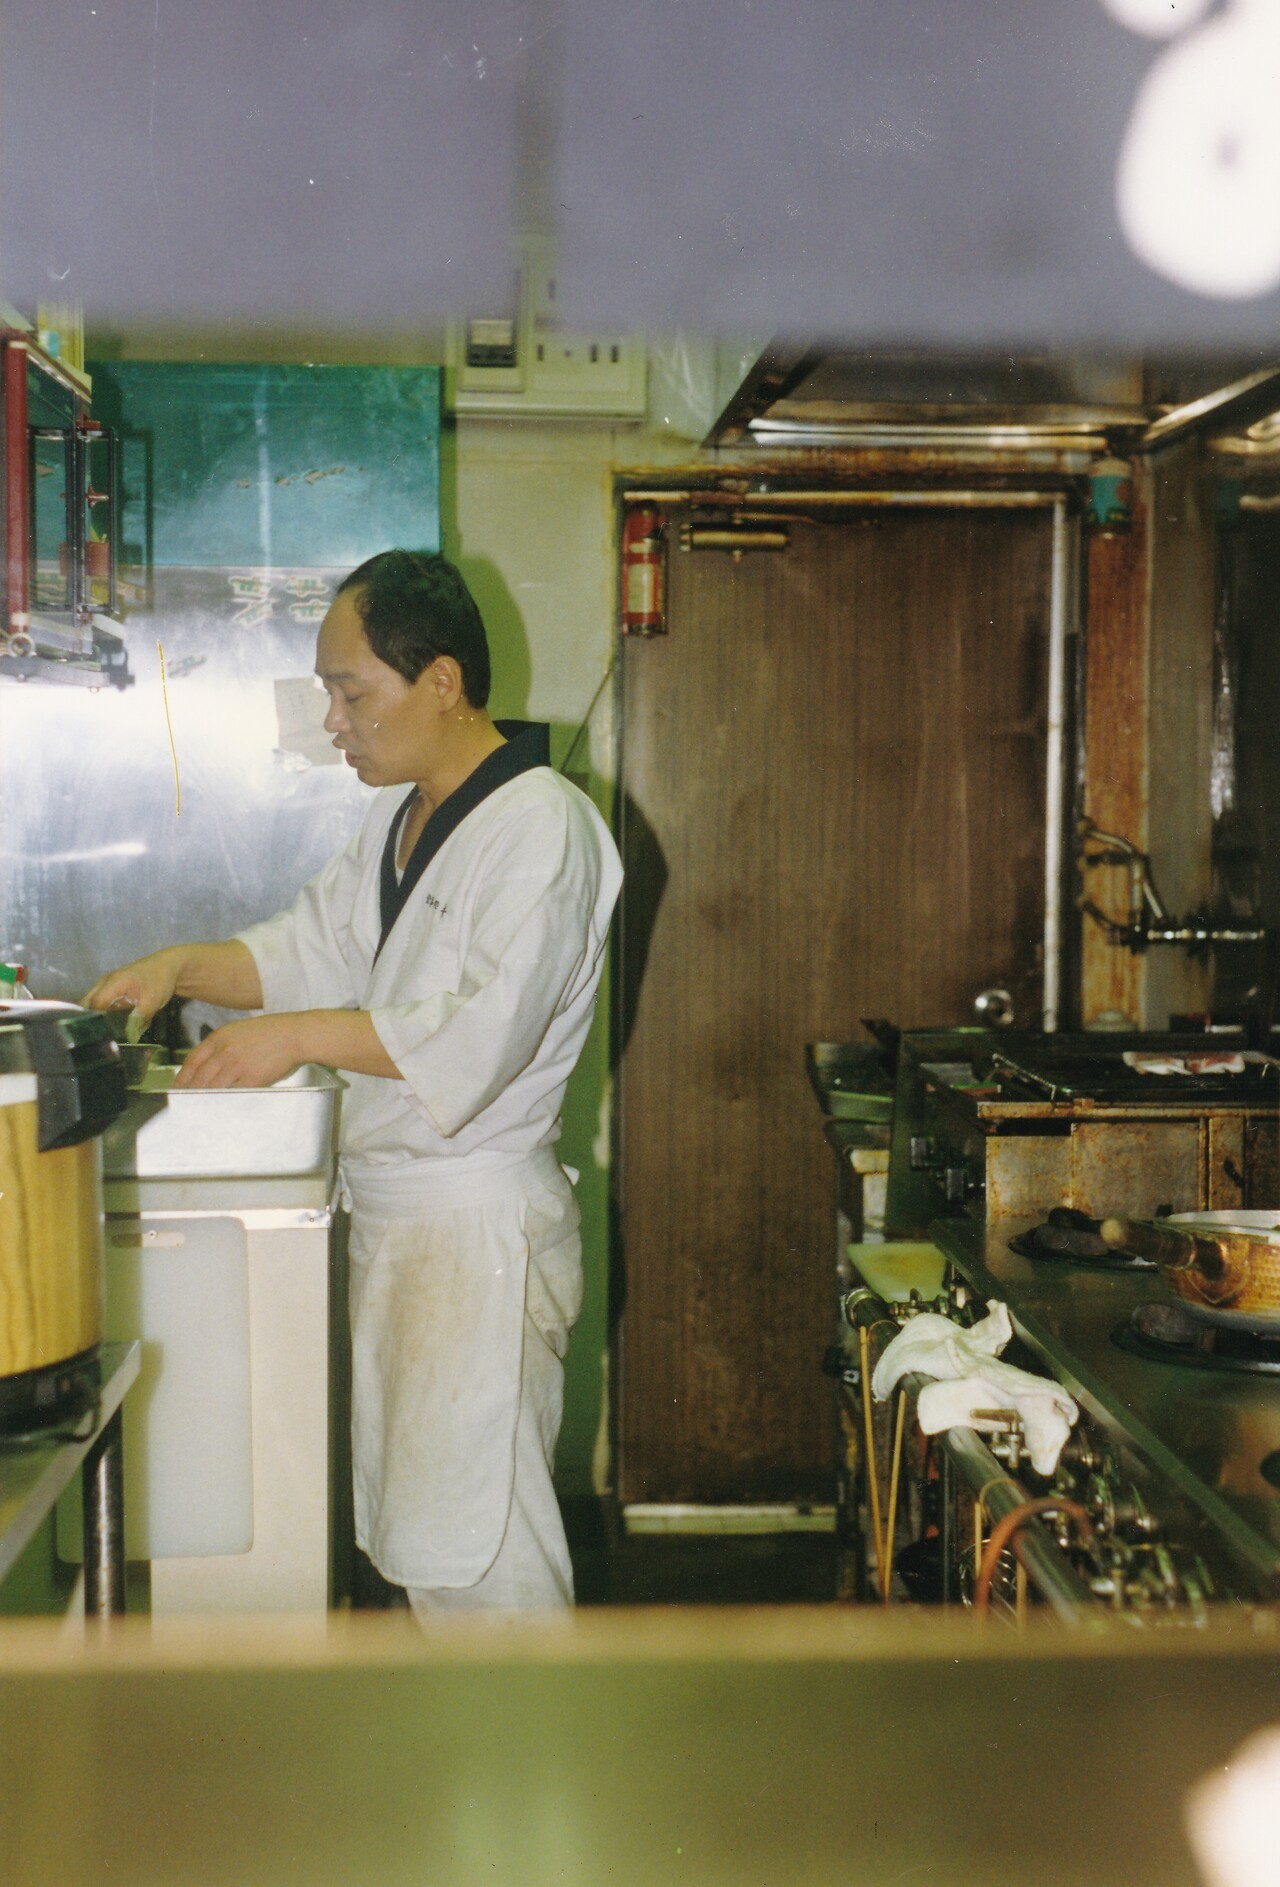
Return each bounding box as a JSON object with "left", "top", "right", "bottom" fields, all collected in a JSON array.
[{"left": 1, "top": 1608, "right": 1278, "bottom": 1885}]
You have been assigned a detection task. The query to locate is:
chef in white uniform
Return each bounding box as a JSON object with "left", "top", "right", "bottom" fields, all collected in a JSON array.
[{"left": 86, "top": 550, "right": 623, "bottom": 1615}]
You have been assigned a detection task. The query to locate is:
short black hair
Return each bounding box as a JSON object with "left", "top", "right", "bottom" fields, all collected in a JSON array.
[{"left": 335, "top": 550, "right": 491, "bottom": 707}]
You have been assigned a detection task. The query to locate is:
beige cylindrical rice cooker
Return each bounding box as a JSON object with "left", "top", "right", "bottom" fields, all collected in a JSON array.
[{"left": 0, "top": 1001, "right": 128, "bottom": 1434}]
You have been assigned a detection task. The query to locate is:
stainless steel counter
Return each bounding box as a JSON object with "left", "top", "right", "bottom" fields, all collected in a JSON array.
[
  {"left": 932, "top": 1216, "right": 1280, "bottom": 1600},
  {"left": 0, "top": 1341, "right": 141, "bottom": 1611},
  {"left": 1, "top": 1609, "right": 1279, "bottom": 1887}
]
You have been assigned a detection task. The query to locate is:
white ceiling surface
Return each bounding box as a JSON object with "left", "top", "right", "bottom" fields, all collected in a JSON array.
[
  {"left": 4, "top": 1, "right": 1280, "bottom": 346},
  {"left": 0, "top": 1, "right": 520, "bottom": 327}
]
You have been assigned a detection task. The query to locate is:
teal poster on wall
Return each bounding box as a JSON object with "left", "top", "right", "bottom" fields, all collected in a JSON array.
[{"left": 86, "top": 361, "right": 441, "bottom": 569}]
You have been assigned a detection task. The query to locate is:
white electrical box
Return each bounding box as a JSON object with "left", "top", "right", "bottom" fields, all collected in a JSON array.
[{"left": 448, "top": 242, "right": 647, "bottom": 419}]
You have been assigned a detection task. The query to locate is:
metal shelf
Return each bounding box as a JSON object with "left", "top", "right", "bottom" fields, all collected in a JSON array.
[{"left": 0, "top": 654, "right": 126, "bottom": 689}]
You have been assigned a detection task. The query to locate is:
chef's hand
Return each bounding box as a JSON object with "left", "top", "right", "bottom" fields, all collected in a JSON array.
[
  {"left": 83, "top": 949, "right": 182, "bottom": 1029},
  {"left": 174, "top": 1015, "right": 304, "bottom": 1090}
]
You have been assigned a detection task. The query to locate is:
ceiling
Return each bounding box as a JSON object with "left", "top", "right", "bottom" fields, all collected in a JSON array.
[{"left": 7, "top": 4, "right": 1280, "bottom": 350}]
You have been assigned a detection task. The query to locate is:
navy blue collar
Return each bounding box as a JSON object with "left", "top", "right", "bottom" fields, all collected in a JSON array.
[{"left": 375, "top": 721, "right": 551, "bottom": 962}]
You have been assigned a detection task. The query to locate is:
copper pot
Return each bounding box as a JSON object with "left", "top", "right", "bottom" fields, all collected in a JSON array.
[{"left": 1101, "top": 1211, "right": 1280, "bottom": 1325}]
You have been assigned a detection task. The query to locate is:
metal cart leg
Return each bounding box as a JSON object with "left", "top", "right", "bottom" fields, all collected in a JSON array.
[
  {"left": 83, "top": 1408, "right": 126, "bottom": 1619},
  {"left": 940, "top": 1450, "right": 955, "bottom": 1607}
]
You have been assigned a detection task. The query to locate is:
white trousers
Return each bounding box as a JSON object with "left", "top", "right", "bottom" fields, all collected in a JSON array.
[
  {"left": 345, "top": 1149, "right": 582, "bottom": 1610},
  {"left": 406, "top": 1301, "right": 574, "bottom": 1618}
]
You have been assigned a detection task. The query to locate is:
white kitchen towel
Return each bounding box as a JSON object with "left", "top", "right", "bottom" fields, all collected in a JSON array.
[
  {"left": 871, "top": 1300, "right": 1015, "bottom": 1401},
  {"left": 915, "top": 1368, "right": 1079, "bottom": 1477},
  {"left": 871, "top": 1299, "right": 1078, "bottom": 1476}
]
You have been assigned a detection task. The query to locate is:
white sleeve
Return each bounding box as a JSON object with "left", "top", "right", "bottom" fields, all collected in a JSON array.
[
  {"left": 235, "top": 830, "right": 368, "bottom": 1014},
  {"left": 369, "top": 798, "right": 612, "bottom": 1138}
]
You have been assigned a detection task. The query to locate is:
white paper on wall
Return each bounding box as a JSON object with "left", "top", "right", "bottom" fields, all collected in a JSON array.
[{"left": 274, "top": 675, "right": 339, "bottom": 767}]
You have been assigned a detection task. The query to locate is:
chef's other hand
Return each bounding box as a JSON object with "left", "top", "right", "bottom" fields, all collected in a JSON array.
[
  {"left": 83, "top": 950, "right": 181, "bottom": 1029},
  {"left": 174, "top": 1015, "right": 303, "bottom": 1090}
]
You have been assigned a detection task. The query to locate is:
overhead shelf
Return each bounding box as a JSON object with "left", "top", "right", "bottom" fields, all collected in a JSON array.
[{"left": 0, "top": 620, "right": 131, "bottom": 690}]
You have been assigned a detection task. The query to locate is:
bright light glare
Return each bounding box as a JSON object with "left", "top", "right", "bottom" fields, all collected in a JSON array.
[
  {"left": 21, "top": 842, "right": 149, "bottom": 864},
  {"left": 1100, "top": 0, "right": 1213, "bottom": 39},
  {"left": 1116, "top": 9, "right": 1280, "bottom": 298}
]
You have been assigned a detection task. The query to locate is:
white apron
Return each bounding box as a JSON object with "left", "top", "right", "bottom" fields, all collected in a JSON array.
[
  {"left": 238, "top": 758, "right": 622, "bottom": 1590},
  {"left": 344, "top": 1145, "right": 582, "bottom": 1589}
]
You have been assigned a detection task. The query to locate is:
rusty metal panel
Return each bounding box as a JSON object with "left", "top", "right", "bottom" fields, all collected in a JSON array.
[
  {"left": 977, "top": 1106, "right": 1276, "bottom": 1222},
  {"left": 1069, "top": 1120, "right": 1201, "bottom": 1219},
  {"left": 1245, "top": 1115, "right": 1280, "bottom": 1207},
  {"left": 986, "top": 1135, "right": 1072, "bottom": 1221},
  {"left": 1081, "top": 466, "right": 1148, "bottom": 1029},
  {"left": 1206, "top": 1115, "right": 1248, "bottom": 1212}
]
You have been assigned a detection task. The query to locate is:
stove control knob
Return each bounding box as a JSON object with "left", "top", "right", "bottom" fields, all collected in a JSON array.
[
  {"left": 1111, "top": 1484, "right": 1158, "bottom": 1543},
  {"left": 1059, "top": 1432, "right": 1102, "bottom": 1476},
  {"left": 1085, "top": 1472, "right": 1116, "bottom": 1535},
  {"left": 974, "top": 988, "right": 1016, "bottom": 1027},
  {"left": 943, "top": 1161, "right": 981, "bottom": 1205}
]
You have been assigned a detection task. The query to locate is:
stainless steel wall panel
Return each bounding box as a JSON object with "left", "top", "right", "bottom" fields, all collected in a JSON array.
[
  {"left": 1, "top": 566, "right": 370, "bottom": 1006},
  {"left": 0, "top": 363, "right": 440, "bottom": 1016}
]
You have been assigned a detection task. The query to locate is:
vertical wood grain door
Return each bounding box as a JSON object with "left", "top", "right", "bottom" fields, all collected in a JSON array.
[{"left": 616, "top": 506, "right": 1055, "bottom": 1506}]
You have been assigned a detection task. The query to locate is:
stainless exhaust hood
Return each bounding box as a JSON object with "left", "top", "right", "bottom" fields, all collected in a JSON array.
[{"left": 704, "top": 341, "right": 1280, "bottom": 464}]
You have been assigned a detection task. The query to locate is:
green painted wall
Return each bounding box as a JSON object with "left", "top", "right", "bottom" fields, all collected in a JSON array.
[{"left": 438, "top": 418, "right": 624, "bottom": 1497}]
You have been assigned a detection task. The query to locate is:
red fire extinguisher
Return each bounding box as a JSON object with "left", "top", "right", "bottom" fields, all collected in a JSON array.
[{"left": 620, "top": 505, "right": 667, "bottom": 635}]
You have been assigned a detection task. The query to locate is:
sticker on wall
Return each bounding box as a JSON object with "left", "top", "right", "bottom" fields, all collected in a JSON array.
[
  {"left": 229, "top": 572, "right": 275, "bottom": 629},
  {"left": 228, "top": 570, "right": 335, "bottom": 629}
]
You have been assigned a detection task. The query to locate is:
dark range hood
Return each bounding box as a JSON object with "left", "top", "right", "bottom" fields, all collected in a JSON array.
[{"left": 705, "top": 341, "right": 1280, "bottom": 464}]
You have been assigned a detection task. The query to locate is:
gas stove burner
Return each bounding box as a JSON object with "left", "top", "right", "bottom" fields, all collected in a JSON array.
[
  {"left": 1113, "top": 1300, "right": 1280, "bottom": 1374},
  {"left": 1010, "top": 1218, "right": 1156, "bottom": 1272},
  {"left": 985, "top": 1042, "right": 1280, "bottom": 1105}
]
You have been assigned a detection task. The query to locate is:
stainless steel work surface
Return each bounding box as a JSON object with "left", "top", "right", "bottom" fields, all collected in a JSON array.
[
  {"left": 104, "top": 1173, "right": 332, "bottom": 1219},
  {"left": 0, "top": 1343, "right": 141, "bottom": 1583},
  {"left": 102, "top": 1064, "right": 343, "bottom": 1179},
  {"left": 0, "top": 1611, "right": 1278, "bottom": 1886},
  {"left": 933, "top": 1217, "right": 1280, "bottom": 1594}
]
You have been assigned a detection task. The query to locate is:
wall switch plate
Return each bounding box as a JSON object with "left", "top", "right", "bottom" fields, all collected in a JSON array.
[{"left": 449, "top": 241, "right": 647, "bottom": 419}]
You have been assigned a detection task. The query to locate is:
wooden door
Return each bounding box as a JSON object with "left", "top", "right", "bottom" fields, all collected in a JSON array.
[{"left": 616, "top": 506, "right": 1054, "bottom": 1506}]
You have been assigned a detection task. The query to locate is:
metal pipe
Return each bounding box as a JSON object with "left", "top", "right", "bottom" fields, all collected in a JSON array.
[
  {"left": 681, "top": 527, "right": 789, "bottom": 553},
  {"left": 82, "top": 1408, "right": 127, "bottom": 1620},
  {"left": 743, "top": 423, "right": 1109, "bottom": 455},
  {"left": 106, "top": 425, "right": 120, "bottom": 619},
  {"left": 1143, "top": 924, "right": 1270, "bottom": 946},
  {"left": 940, "top": 1449, "right": 956, "bottom": 1606},
  {"left": 66, "top": 423, "right": 86, "bottom": 623},
  {"left": 623, "top": 488, "right": 1068, "bottom": 510},
  {"left": 926, "top": 1412, "right": 1099, "bottom": 1624},
  {"left": 841, "top": 1286, "right": 1097, "bottom": 1622},
  {"left": 1042, "top": 497, "right": 1071, "bottom": 1032},
  {"left": 5, "top": 340, "right": 30, "bottom": 638}
]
